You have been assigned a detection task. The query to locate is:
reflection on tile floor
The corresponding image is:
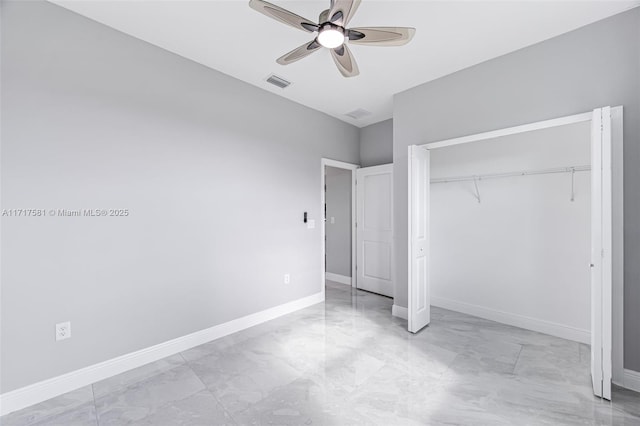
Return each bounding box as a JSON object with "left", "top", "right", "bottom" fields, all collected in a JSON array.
[{"left": 3, "top": 281, "right": 639, "bottom": 425}]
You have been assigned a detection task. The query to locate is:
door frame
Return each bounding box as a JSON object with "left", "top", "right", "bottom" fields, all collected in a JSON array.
[
  {"left": 321, "top": 158, "right": 359, "bottom": 296},
  {"left": 408, "top": 106, "right": 623, "bottom": 394}
]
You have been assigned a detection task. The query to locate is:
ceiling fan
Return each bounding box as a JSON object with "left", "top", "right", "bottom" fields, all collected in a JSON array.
[{"left": 249, "top": 0, "right": 416, "bottom": 78}]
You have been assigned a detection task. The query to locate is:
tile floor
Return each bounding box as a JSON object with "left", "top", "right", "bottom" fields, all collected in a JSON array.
[{"left": 2, "top": 281, "right": 639, "bottom": 425}]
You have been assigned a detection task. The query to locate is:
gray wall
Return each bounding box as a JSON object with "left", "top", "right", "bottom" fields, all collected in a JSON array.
[
  {"left": 0, "top": 1, "right": 359, "bottom": 392},
  {"left": 359, "top": 119, "right": 393, "bottom": 167},
  {"left": 393, "top": 8, "right": 640, "bottom": 371},
  {"left": 325, "top": 167, "right": 352, "bottom": 278}
]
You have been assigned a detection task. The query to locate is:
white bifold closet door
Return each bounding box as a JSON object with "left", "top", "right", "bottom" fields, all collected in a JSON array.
[
  {"left": 356, "top": 164, "right": 394, "bottom": 297},
  {"left": 591, "top": 106, "right": 612, "bottom": 400},
  {"left": 407, "top": 146, "right": 430, "bottom": 333}
]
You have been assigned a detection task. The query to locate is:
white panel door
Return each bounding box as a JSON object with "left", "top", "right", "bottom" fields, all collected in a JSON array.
[
  {"left": 408, "top": 145, "right": 430, "bottom": 333},
  {"left": 591, "top": 107, "right": 612, "bottom": 400},
  {"left": 356, "top": 164, "right": 394, "bottom": 297}
]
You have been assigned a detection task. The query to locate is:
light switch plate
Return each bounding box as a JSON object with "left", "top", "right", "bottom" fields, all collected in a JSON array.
[
  {"left": 330, "top": 217, "right": 335, "bottom": 224},
  {"left": 307, "top": 219, "right": 315, "bottom": 229}
]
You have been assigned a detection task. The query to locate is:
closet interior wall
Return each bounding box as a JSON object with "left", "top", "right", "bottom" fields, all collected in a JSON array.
[{"left": 429, "top": 121, "right": 592, "bottom": 342}]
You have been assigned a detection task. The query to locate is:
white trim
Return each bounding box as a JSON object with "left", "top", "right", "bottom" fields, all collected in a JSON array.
[
  {"left": 590, "top": 108, "right": 605, "bottom": 397},
  {"left": 351, "top": 165, "right": 357, "bottom": 288},
  {"left": 325, "top": 273, "right": 351, "bottom": 286},
  {"left": 356, "top": 163, "right": 392, "bottom": 174},
  {"left": 610, "top": 106, "right": 624, "bottom": 386},
  {"left": 600, "top": 106, "right": 613, "bottom": 400},
  {"left": 622, "top": 369, "right": 640, "bottom": 393},
  {"left": 392, "top": 304, "right": 408, "bottom": 320},
  {"left": 0, "top": 292, "right": 323, "bottom": 416},
  {"left": 321, "top": 158, "right": 359, "bottom": 294},
  {"left": 407, "top": 148, "right": 413, "bottom": 329},
  {"left": 432, "top": 296, "right": 590, "bottom": 344},
  {"left": 420, "top": 111, "right": 592, "bottom": 150},
  {"left": 322, "top": 158, "right": 360, "bottom": 170}
]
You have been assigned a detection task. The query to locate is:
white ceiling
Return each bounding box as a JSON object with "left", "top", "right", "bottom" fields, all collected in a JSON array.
[{"left": 51, "top": 0, "right": 639, "bottom": 128}]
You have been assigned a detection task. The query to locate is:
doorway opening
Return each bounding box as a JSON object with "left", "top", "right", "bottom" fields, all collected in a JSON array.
[
  {"left": 321, "top": 159, "right": 358, "bottom": 295},
  {"left": 321, "top": 159, "right": 396, "bottom": 303},
  {"left": 407, "top": 107, "right": 623, "bottom": 400}
]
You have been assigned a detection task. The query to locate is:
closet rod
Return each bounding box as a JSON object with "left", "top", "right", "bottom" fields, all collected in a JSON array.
[{"left": 430, "top": 165, "right": 591, "bottom": 184}]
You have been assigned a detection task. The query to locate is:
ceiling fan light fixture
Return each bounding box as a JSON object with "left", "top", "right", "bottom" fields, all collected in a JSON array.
[
  {"left": 249, "top": 0, "right": 416, "bottom": 78},
  {"left": 317, "top": 24, "right": 345, "bottom": 49}
]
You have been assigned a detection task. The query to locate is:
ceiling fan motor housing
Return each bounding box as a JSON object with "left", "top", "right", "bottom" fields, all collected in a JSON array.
[
  {"left": 317, "top": 22, "right": 345, "bottom": 48},
  {"left": 319, "top": 22, "right": 344, "bottom": 34}
]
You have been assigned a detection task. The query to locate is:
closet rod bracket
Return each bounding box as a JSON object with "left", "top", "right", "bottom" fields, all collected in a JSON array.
[{"left": 473, "top": 176, "right": 481, "bottom": 204}]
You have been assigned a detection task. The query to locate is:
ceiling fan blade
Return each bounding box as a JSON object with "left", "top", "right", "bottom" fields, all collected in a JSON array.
[
  {"left": 330, "top": 44, "right": 359, "bottom": 78},
  {"left": 328, "top": 0, "right": 361, "bottom": 26},
  {"left": 276, "top": 40, "right": 321, "bottom": 65},
  {"left": 249, "top": 0, "right": 319, "bottom": 33},
  {"left": 347, "top": 27, "right": 416, "bottom": 46}
]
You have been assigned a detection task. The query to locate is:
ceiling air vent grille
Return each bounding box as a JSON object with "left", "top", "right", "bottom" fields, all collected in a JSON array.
[
  {"left": 265, "top": 74, "right": 291, "bottom": 89},
  {"left": 345, "top": 108, "right": 372, "bottom": 120}
]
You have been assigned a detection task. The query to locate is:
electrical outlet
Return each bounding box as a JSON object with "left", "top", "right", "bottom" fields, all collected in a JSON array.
[
  {"left": 56, "top": 321, "right": 71, "bottom": 341},
  {"left": 284, "top": 274, "right": 290, "bottom": 284}
]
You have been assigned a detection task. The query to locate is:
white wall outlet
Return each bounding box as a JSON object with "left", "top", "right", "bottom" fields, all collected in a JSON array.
[
  {"left": 284, "top": 273, "right": 290, "bottom": 284},
  {"left": 307, "top": 219, "right": 315, "bottom": 229},
  {"left": 330, "top": 216, "right": 335, "bottom": 224},
  {"left": 56, "top": 321, "right": 71, "bottom": 341}
]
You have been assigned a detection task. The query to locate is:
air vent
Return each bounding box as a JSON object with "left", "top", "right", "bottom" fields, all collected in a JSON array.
[
  {"left": 265, "top": 74, "right": 291, "bottom": 89},
  {"left": 345, "top": 108, "right": 372, "bottom": 120}
]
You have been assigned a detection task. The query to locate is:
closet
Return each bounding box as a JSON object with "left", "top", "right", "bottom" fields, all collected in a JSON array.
[{"left": 407, "top": 107, "right": 622, "bottom": 400}]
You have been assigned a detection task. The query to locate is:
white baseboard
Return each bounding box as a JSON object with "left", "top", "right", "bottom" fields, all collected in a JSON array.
[
  {"left": 623, "top": 369, "right": 640, "bottom": 393},
  {"left": 0, "top": 292, "right": 324, "bottom": 416},
  {"left": 325, "top": 272, "right": 352, "bottom": 286},
  {"left": 431, "top": 296, "right": 590, "bottom": 344},
  {"left": 392, "top": 304, "right": 408, "bottom": 320}
]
